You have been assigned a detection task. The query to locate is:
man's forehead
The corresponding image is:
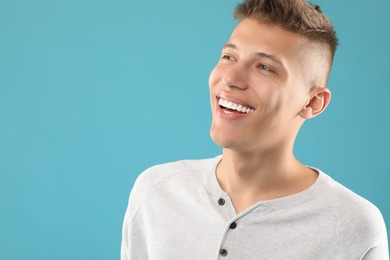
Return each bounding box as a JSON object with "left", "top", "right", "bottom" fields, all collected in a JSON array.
[{"left": 229, "top": 19, "right": 308, "bottom": 55}]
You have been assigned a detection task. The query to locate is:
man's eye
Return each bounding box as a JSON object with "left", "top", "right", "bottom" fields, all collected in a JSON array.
[
  {"left": 258, "top": 64, "right": 275, "bottom": 73},
  {"left": 221, "top": 55, "right": 234, "bottom": 61}
]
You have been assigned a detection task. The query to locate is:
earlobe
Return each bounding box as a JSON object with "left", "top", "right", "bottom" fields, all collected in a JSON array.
[{"left": 299, "top": 88, "right": 331, "bottom": 119}]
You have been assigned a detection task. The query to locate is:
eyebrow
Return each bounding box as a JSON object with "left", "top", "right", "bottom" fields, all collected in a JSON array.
[{"left": 222, "top": 43, "right": 286, "bottom": 71}]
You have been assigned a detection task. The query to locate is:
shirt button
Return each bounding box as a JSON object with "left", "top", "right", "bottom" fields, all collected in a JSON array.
[
  {"left": 229, "top": 222, "right": 237, "bottom": 229},
  {"left": 219, "top": 248, "right": 228, "bottom": 257},
  {"left": 218, "top": 198, "right": 225, "bottom": 206}
]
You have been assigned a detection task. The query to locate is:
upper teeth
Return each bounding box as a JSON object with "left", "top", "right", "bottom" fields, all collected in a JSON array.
[{"left": 218, "top": 98, "right": 254, "bottom": 113}]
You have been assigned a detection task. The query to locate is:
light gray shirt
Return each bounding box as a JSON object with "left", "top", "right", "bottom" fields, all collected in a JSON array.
[{"left": 121, "top": 156, "right": 388, "bottom": 259}]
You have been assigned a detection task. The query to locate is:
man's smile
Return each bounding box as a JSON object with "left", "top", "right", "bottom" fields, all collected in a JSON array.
[{"left": 218, "top": 97, "right": 255, "bottom": 114}]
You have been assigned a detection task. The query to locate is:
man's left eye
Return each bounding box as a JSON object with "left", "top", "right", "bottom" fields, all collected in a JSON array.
[{"left": 258, "top": 64, "right": 274, "bottom": 73}]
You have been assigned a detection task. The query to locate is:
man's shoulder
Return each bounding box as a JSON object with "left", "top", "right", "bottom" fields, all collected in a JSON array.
[
  {"left": 128, "top": 156, "right": 219, "bottom": 202},
  {"left": 326, "top": 178, "right": 382, "bottom": 221},
  {"left": 135, "top": 156, "right": 219, "bottom": 188},
  {"left": 124, "top": 156, "right": 220, "bottom": 223},
  {"left": 321, "top": 173, "right": 386, "bottom": 250}
]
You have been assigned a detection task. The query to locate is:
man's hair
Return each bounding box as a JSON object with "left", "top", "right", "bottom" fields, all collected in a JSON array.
[{"left": 234, "top": 0, "right": 338, "bottom": 63}]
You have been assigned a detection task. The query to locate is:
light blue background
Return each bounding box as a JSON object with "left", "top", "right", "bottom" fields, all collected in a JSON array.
[{"left": 1, "top": 0, "right": 389, "bottom": 259}]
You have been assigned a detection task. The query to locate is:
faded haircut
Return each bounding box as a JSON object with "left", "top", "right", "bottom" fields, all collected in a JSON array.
[{"left": 234, "top": 0, "right": 338, "bottom": 64}]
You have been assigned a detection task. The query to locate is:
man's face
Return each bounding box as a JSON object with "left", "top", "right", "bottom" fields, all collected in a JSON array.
[{"left": 209, "top": 19, "right": 319, "bottom": 153}]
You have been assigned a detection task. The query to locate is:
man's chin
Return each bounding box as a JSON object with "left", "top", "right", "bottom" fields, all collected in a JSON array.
[{"left": 210, "top": 131, "right": 238, "bottom": 150}]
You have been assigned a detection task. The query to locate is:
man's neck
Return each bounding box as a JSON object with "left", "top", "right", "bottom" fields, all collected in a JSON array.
[{"left": 216, "top": 148, "right": 318, "bottom": 213}]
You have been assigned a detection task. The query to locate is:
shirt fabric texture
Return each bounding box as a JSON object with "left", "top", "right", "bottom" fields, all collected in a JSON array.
[{"left": 121, "top": 156, "right": 389, "bottom": 259}]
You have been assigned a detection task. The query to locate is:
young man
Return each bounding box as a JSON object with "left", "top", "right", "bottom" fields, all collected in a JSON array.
[{"left": 122, "top": 0, "right": 388, "bottom": 259}]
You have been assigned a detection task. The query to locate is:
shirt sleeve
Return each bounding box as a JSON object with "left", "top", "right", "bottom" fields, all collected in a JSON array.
[
  {"left": 361, "top": 246, "right": 389, "bottom": 260},
  {"left": 360, "top": 208, "right": 389, "bottom": 260},
  {"left": 121, "top": 204, "right": 149, "bottom": 260},
  {"left": 120, "top": 169, "right": 152, "bottom": 260}
]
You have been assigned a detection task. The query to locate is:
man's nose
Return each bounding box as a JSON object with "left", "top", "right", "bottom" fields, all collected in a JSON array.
[{"left": 222, "top": 64, "right": 249, "bottom": 90}]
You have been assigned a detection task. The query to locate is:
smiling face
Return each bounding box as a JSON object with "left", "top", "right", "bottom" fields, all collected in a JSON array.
[{"left": 209, "top": 18, "right": 330, "bottom": 154}]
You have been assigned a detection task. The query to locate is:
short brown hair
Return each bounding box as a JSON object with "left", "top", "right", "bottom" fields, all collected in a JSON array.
[{"left": 234, "top": 0, "right": 338, "bottom": 63}]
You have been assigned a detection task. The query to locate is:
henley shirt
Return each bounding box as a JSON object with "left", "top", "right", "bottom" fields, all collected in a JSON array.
[{"left": 121, "top": 155, "right": 388, "bottom": 259}]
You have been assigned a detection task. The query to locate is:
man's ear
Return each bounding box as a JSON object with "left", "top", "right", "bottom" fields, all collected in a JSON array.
[{"left": 299, "top": 88, "right": 331, "bottom": 119}]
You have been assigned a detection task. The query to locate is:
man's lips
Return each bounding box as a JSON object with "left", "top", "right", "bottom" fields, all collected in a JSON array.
[{"left": 217, "top": 97, "right": 255, "bottom": 114}]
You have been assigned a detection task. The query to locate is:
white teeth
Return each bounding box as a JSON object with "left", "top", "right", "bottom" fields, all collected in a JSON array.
[{"left": 218, "top": 98, "right": 254, "bottom": 113}]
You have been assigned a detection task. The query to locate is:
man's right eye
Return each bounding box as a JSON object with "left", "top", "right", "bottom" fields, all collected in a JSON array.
[{"left": 221, "top": 54, "right": 234, "bottom": 61}]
